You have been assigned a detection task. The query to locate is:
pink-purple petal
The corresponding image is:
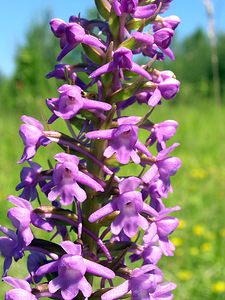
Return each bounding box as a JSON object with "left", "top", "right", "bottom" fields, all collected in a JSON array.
[
  {"left": 48, "top": 276, "right": 62, "bottom": 294},
  {"left": 86, "top": 129, "right": 114, "bottom": 140},
  {"left": 101, "top": 280, "right": 130, "bottom": 300},
  {"left": 82, "top": 34, "right": 106, "bottom": 50},
  {"left": 3, "top": 276, "right": 31, "bottom": 291},
  {"left": 35, "top": 261, "right": 59, "bottom": 277},
  {"left": 132, "top": 4, "right": 157, "bottom": 19},
  {"left": 130, "top": 62, "right": 152, "bottom": 80},
  {"left": 83, "top": 99, "right": 112, "bottom": 111},
  {"left": 84, "top": 259, "right": 115, "bottom": 279},
  {"left": 89, "top": 62, "right": 115, "bottom": 78},
  {"left": 77, "top": 276, "right": 92, "bottom": 298},
  {"left": 119, "top": 177, "right": 141, "bottom": 194},
  {"left": 60, "top": 241, "right": 82, "bottom": 256},
  {"left": 7, "top": 195, "right": 32, "bottom": 211},
  {"left": 88, "top": 202, "right": 115, "bottom": 223},
  {"left": 77, "top": 171, "right": 104, "bottom": 192}
]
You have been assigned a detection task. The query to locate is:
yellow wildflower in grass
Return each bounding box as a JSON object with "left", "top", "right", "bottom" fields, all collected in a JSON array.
[
  {"left": 192, "top": 224, "right": 205, "bottom": 236},
  {"left": 178, "top": 219, "right": 186, "bottom": 229},
  {"left": 177, "top": 270, "right": 193, "bottom": 281},
  {"left": 171, "top": 236, "right": 183, "bottom": 247},
  {"left": 190, "top": 247, "right": 199, "bottom": 256},
  {"left": 201, "top": 242, "right": 212, "bottom": 252},
  {"left": 211, "top": 281, "right": 225, "bottom": 293},
  {"left": 190, "top": 168, "right": 207, "bottom": 179}
]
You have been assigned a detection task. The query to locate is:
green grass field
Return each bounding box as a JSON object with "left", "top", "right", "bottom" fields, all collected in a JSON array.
[{"left": 0, "top": 101, "right": 225, "bottom": 299}]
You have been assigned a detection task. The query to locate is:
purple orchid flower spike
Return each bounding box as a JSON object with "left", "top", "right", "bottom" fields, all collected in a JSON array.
[
  {"left": 35, "top": 241, "right": 115, "bottom": 300},
  {"left": 89, "top": 47, "right": 152, "bottom": 81},
  {"left": 16, "top": 161, "right": 42, "bottom": 201},
  {"left": 1, "top": 2, "right": 181, "bottom": 299},
  {"left": 112, "top": 0, "right": 158, "bottom": 19},
  {"left": 86, "top": 117, "right": 152, "bottom": 164},
  {"left": 143, "top": 206, "right": 180, "bottom": 256},
  {"left": 148, "top": 120, "right": 178, "bottom": 149},
  {"left": 89, "top": 177, "right": 157, "bottom": 238},
  {"left": 3, "top": 276, "right": 37, "bottom": 300},
  {"left": 50, "top": 18, "right": 106, "bottom": 61},
  {"left": 18, "top": 116, "right": 50, "bottom": 164},
  {"left": 101, "top": 264, "right": 164, "bottom": 300},
  {"left": 44, "top": 153, "right": 104, "bottom": 205},
  {"left": 47, "top": 84, "right": 111, "bottom": 121}
]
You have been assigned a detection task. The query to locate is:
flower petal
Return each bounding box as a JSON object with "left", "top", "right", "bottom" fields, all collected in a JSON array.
[
  {"left": 84, "top": 259, "right": 115, "bottom": 279},
  {"left": 101, "top": 280, "right": 130, "bottom": 300}
]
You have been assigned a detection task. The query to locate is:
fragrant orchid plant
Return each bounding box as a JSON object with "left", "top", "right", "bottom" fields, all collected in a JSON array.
[{"left": 1, "top": 0, "right": 181, "bottom": 299}]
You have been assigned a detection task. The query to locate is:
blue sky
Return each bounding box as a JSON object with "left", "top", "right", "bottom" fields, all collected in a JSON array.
[{"left": 1, "top": 0, "right": 224, "bottom": 76}]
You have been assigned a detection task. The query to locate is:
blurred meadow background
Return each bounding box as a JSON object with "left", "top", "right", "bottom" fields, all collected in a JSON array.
[{"left": 0, "top": 0, "right": 225, "bottom": 299}]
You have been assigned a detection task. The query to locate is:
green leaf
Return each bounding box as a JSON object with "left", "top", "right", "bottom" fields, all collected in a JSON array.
[
  {"left": 82, "top": 44, "right": 103, "bottom": 65},
  {"left": 119, "top": 37, "right": 137, "bottom": 50},
  {"left": 109, "top": 80, "right": 147, "bottom": 103},
  {"left": 94, "top": 0, "right": 111, "bottom": 20},
  {"left": 127, "top": 18, "right": 145, "bottom": 31},
  {"left": 108, "top": 9, "right": 120, "bottom": 42}
]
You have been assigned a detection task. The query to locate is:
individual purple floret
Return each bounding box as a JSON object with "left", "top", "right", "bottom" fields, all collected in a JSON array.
[
  {"left": 16, "top": 161, "right": 42, "bottom": 201},
  {"left": 0, "top": 226, "right": 25, "bottom": 276},
  {"left": 143, "top": 206, "right": 180, "bottom": 256},
  {"left": 148, "top": 73, "right": 180, "bottom": 106},
  {"left": 44, "top": 153, "right": 104, "bottom": 205},
  {"left": 130, "top": 228, "right": 163, "bottom": 265},
  {"left": 7, "top": 195, "right": 54, "bottom": 238},
  {"left": 112, "top": 0, "right": 158, "bottom": 19},
  {"left": 3, "top": 276, "right": 37, "bottom": 300},
  {"left": 89, "top": 47, "right": 152, "bottom": 81},
  {"left": 154, "top": 28, "right": 174, "bottom": 50},
  {"left": 47, "top": 84, "right": 111, "bottom": 121},
  {"left": 142, "top": 143, "right": 181, "bottom": 198},
  {"left": 148, "top": 120, "right": 178, "bottom": 150},
  {"left": 7, "top": 195, "right": 34, "bottom": 247},
  {"left": 35, "top": 241, "right": 115, "bottom": 300},
  {"left": 135, "top": 70, "right": 180, "bottom": 107},
  {"left": 132, "top": 30, "right": 176, "bottom": 61},
  {"left": 50, "top": 18, "right": 106, "bottom": 61},
  {"left": 86, "top": 117, "right": 152, "bottom": 164},
  {"left": 18, "top": 116, "right": 50, "bottom": 164},
  {"left": 153, "top": 15, "right": 181, "bottom": 31},
  {"left": 89, "top": 177, "right": 157, "bottom": 237},
  {"left": 101, "top": 264, "right": 173, "bottom": 300}
]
